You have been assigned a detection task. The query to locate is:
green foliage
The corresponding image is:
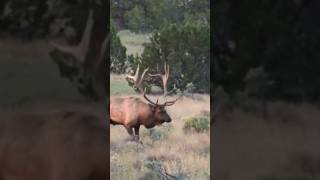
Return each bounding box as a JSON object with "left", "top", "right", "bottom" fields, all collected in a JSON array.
[
  {"left": 134, "top": 19, "right": 210, "bottom": 93},
  {"left": 183, "top": 117, "right": 209, "bottom": 133},
  {"left": 213, "top": 1, "right": 320, "bottom": 102},
  {"left": 49, "top": 47, "right": 101, "bottom": 100},
  {"left": 244, "top": 66, "right": 274, "bottom": 98},
  {"left": 0, "top": 0, "right": 105, "bottom": 38},
  {"left": 124, "top": 5, "right": 150, "bottom": 33},
  {"left": 112, "top": 0, "right": 209, "bottom": 32},
  {"left": 111, "top": 20, "right": 127, "bottom": 73},
  {"left": 0, "top": 0, "right": 53, "bottom": 38}
]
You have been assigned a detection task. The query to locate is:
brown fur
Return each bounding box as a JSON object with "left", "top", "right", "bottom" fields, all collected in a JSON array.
[
  {"left": 110, "top": 96, "right": 172, "bottom": 141},
  {"left": 0, "top": 109, "right": 108, "bottom": 180}
]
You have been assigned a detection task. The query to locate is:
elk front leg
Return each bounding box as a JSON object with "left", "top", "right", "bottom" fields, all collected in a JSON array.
[
  {"left": 134, "top": 125, "right": 140, "bottom": 141},
  {"left": 125, "top": 126, "right": 135, "bottom": 141}
]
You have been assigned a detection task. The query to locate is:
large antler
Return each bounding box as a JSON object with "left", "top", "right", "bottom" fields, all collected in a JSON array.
[
  {"left": 143, "top": 88, "right": 178, "bottom": 107},
  {"left": 49, "top": 9, "right": 94, "bottom": 65},
  {"left": 149, "top": 62, "right": 170, "bottom": 96},
  {"left": 143, "top": 88, "right": 159, "bottom": 106},
  {"left": 125, "top": 64, "right": 149, "bottom": 93},
  {"left": 146, "top": 62, "right": 180, "bottom": 107}
]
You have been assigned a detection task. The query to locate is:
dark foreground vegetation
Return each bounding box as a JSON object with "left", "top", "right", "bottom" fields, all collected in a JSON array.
[
  {"left": 0, "top": 0, "right": 108, "bottom": 180},
  {"left": 213, "top": 1, "right": 320, "bottom": 180}
]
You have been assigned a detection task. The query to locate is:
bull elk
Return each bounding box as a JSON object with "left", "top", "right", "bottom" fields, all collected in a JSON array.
[{"left": 111, "top": 64, "right": 179, "bottom": 141}]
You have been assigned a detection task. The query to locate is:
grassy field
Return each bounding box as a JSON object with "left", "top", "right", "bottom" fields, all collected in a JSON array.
[
  {"left": 110, "top": 74, "right": 210, "bottom": 180},
  {"left": 118, "top": 30, "right": 151, "bottom": 56}
]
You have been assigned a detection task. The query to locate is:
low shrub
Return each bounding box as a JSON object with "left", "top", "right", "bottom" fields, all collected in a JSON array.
[
  {"left": 183, "top": 117, "right": 209, "bottom": 133},
  {"left": 143, "top": 125, "right": 173, "bottom": 142}
]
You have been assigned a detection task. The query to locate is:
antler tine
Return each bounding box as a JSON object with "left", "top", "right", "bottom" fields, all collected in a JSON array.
[
  {"left": 162, "top": 95, "right": 181, "bottom": 107},
  {"left": 164, "top": 62, "right": 169, "bottom": 78},
  {"left": 134, "top": 64, "right": 140, "bottom": 83},
  {"left": 148, "top": 62, "right": 170, "bottom": 97},
  {"left": 126, "top": 64, "right": 150, "bottom": 93},
  {"left": 162, "top": 62, "right": 169, "bottom": 96},
  {"left": 49, "top": 9, "right": 94, "bottom": 65},
  {"left": 126, "top": 64, "right": 140, "bottom": 83},
  {"left": 136, "top": 66, "right": 149, "bottom": 93},
  {"left": 139, "top": 67, "right": 149, "bottom": 85},
  {"left": 143, "top": 88, "right": 158, "bottom": 106}
]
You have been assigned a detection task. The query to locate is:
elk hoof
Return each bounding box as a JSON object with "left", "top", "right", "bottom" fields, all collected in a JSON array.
[{"left": 127, "top": 135, "right": 138, "bottom": 142}]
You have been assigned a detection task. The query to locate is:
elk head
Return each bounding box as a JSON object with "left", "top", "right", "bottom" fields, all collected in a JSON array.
[{"left": 143, "top": 89, "right": 178, "bottom": 124}]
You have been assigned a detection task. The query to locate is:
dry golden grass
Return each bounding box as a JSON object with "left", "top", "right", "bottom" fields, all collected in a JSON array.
[
  {"left": 110, "top": 94, "right": 210, "bottom": 180},
  {"left": 213, "top": 102, "right": 320, "bottom": 180}
]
